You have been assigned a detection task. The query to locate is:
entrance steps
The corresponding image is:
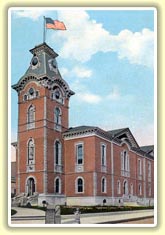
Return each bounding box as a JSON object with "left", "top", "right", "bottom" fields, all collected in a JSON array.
[{"left": 11, "top": 193, "right": 39, "bottom": 207}]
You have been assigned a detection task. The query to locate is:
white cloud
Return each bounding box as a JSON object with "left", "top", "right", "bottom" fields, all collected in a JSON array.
[
  {"left": 60, "top": 66, "right": 92, "bottom": 79},
  {"left": 13, "top": 9, "right": 154, "bottom": 67},
  {"left": 112, "top": 28, "right": 154, "bottom": 67},
  {"left": 13, "top": 9, "right": 47, "bottom": 21},
  {"left": 72, "top": 66, "right": 92, "bottom": 78},
  {"left": 70, "top": 78, "right": 102, "bottom": 104},
  {"left": 57, "top": 10, "right": 110, "bottom": 62},
  {"left": 77, "top": 92, "right": 102, "bottom": 104},
  {"left": 55, "top": 10, "right": 154, "bottom": 68},
  {"left": 60, "top": 67, "right": 69, "bottom": 77}
]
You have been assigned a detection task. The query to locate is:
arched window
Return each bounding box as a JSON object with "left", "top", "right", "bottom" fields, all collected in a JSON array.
[
  {"left": 54, "top": 107, "right": 61, "bottom": 131},
  {"left": 130, "top": 183, "right": 133, "bottom": 195},
  {"left": 54, "top": 177, "right": 61, "bottom": 194},
  {"left": 26, "top": 177, "right": 36, "bottom": 196},
  {"left": 138, "top": 159, "right": 142, "bottom": 179},
  {"left": 101, "top": 177, "right": 107, "bottom": 193},
  {"left": 27, "top": 105, "right": 35, "bottom": 129},
  {"left": 121, "top": 150, "right": 130, "bottom": 176},
  {"left": 51, "top": 88, "right": 64, "bottom": 104},
  {"left": 27, "top": 138, "right": 35, "bottom": 165},
  {"left": 148, "top": 161, "right": 151, "bottom": 178},
  {"left": 139, "top": 183, "right": 142, "bottom": 195},
  {"left": 123, "top": 180, "right": 128, "bottom": 195},
  {"left": 54, "top": 140, "right": 62, "bottom": 165},
  {"left": 76, "top": 177, "right": 84, "bottom": 193},
  {"left": 76, "top": 143, "right": 83, "bottom": 165},
  {"left": 101, "top": 144, "right": 106, "bottom": 166},
  {"left": 117, "top": 180, "right": 121, "bottom": 194},
  {"left": 148, "top": 183, "right": 151, "bottom": 196}
]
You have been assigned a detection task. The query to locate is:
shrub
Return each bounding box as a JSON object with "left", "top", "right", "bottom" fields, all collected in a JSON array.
[
  {"left": 11, "top": 209, "right": 17, "bottom": 216},
  {"left": 60, "top": 205, "right": 154, "bottom": 215}
]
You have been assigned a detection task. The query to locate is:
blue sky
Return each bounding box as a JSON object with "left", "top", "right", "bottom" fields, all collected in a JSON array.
[{"left": 9, "top": 7, "right": 156, "bottom": 147}]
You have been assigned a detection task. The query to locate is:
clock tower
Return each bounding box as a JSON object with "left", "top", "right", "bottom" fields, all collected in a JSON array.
[{"left": 12, "top": 43, "right": 74, "bottom": 204}]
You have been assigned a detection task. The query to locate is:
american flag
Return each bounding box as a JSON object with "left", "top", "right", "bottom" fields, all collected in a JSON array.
[{"left": 45, "top": 17, "right": 66, "bottom": 30}]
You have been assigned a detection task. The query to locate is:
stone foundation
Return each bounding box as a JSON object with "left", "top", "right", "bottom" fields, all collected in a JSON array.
[{"left": 38, "top": 194, "right": 66, "bottom": 206}]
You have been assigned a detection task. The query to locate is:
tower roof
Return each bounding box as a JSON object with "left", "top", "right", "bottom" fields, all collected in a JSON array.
[
  {"left": 12, "top": 43, "right": 75, "bottom": 98},
  {"left": 29, "top": 42, "right": 58, "bottom": 58}
]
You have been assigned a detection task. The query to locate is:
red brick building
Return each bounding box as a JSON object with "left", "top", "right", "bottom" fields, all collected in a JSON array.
[{"left": 12, "top": 43, "right": 154, "bottom": 206}]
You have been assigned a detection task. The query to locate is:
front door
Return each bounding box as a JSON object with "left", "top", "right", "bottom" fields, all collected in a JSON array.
[
  {"left": 123, "top": 180, "right": 128, "bottom": 195},
  {"left": 27, "top": 177, "right": 35, "bottom": 196}
]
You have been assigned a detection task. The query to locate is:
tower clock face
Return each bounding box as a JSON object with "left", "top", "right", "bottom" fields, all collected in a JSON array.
[
  {"left": 55, "top": 90, "right": 60, "bottom": 99},
  {"left": 31, "top": 56, "right": 38, "bottom": 66},
  {"left": 29, "top": 87, "right": 34, "bottom": 95}
]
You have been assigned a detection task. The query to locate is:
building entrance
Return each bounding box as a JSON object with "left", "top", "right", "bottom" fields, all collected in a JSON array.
[{"left": 27, "top": 177, "right": 35, "bottom": 196}]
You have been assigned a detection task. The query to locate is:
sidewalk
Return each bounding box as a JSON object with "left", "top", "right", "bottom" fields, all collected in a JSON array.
[
  {"left": 62, "top": 210, "right": 154, "bottom": 224},
  {"left": 11, "top": 207, "right": 154, "bottom": 225},
  {"left": 12, "top": 207, "right": 45, "bottom": 217}
]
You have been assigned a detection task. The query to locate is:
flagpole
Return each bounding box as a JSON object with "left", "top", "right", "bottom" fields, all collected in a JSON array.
[{"left": 43, "top": 16, "right": 46, "bottom": 43}]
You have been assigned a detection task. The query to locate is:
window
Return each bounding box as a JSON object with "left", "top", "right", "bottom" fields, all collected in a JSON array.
[
  {"left": 55, "top": 177, "right": 61, "bottom": 194},
  {"left": 54, "top": 107, "right": 61, "bottom": 131},
  {"left": 148, "top": 161, "right": 151, "bottom": 178},
  {"left": 123, "top": 151, "right": 127, "bottom": 171},
  {"left": 24, "top": 88, "right": 39, "bottom": 102},
  {"left": 54, "top": 141, "right": 62, "bottom": 165},
  {"left": 76, "top": 144, "right": 83, "bottom": 165},
  {"left": 121, "top": 150, "right": 130, "bottom": 177},
  {"left": 54, "top": 141, "right": 62, "bottom": 172},
  {"left": 137, "top": 159, "right": 142, "bottom": 180},
  {"left": 117, "top": 180, "right": 121, "bottom": 194},
  {"left": 36, "top": 90, "right": 39, "bottom": 97},
  {"left": 130, "top": 183, "right": 133, "bottom": 195},
  {"left": 51, "top": 88, "right": 64, "bottom": 104},
  {"left": 29, "top": 87, "right": 34, "bottom": 96},
  {"left": 148, "top": 183, "right": 151, "bottom": 196},
  {"left": 123, "top": 180, "right": 128, "bottom": 195},
  {"left": 28, "top": 87, "right": 37, "bottom": 100},
  {"left": 101, "top": 144, "right": 106, "bottom": 166},
  {"left": 138, "top": 159, "right": 142, "bottom": 176},
  {"left": 76, "top": 177, "right": 84, "bottom": 193},
  {"left": 139, "top": 183, "right": 142, "bottom": 195},
  {"left": 27, "top": 139, "right": 35, "bottom": 165},
  {"left": 27, "top": 105, "right": 35, "bottom": 129},
  {"left": 101, "top": 177, "right": 107, "bottom": 193},
  {"left": 24, "top": 94, "right": 27, "bottom": 101}
]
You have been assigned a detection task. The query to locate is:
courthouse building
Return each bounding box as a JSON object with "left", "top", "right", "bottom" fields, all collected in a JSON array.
[{"left": 12, "top": 43, "right": 154, "bottom": 206}]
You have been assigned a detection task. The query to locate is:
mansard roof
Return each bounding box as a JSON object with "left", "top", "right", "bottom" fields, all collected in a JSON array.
[
  {"left": 63, "top": 125, "right": 154, "bottom": 159},
  {"left": 12, "top": 43, "right": 75, "bottom": 98},
  {"left": 107, "top": 128, "right": 127, "bottom": 137},
  {"left": 140, "top": 145, "right": 154, "bottom": 159}
]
